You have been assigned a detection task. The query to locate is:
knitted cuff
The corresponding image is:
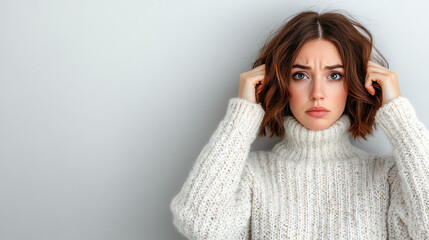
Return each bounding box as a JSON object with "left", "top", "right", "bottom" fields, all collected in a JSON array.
[
  {"left": 224, "top": 97, "right": 265, "bottom": 138},
  {"left": 374, "top": 96, "right": 421, "bottom": 144}
]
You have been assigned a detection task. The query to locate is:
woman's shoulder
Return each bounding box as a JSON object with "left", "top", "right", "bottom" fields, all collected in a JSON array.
[{"left": 363, "top": 152, "right": 395, "bottom": 179}]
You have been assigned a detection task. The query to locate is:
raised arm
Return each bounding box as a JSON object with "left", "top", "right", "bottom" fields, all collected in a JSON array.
[
  {"left": 170, "top": 97, "right": 265, "bottom": 239},
  {"left": 374, "top": 96, "right": 429, "bottom": 239}
]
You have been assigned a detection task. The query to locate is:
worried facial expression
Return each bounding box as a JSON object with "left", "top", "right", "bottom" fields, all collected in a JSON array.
[{"left": 288, "top": 39, "right": 348, "bottom": 130}]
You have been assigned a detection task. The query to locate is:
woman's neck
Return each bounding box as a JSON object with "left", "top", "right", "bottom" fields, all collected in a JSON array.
[{"left": 271, "top": 114, "right": 364, "bottom": 163}]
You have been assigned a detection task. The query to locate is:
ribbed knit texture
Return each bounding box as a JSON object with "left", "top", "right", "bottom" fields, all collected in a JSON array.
[{"left": 170, "top": 96, "right": 429, "bottom": 239}]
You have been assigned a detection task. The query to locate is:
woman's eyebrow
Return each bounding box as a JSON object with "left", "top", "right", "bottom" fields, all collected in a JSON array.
[{"left": 292, "top": 64, "right": 344, "bottom": 70}]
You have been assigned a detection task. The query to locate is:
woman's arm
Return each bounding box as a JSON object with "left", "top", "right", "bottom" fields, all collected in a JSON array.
[
  {"left": 170, "top": 97, "right": 265, "bottom": 239},
  {"left": 374, "top": 96, "right": 429, "bottom": 239}
]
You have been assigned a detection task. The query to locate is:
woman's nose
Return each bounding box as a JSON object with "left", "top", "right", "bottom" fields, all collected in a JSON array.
[{"left": 310, "top": 78, "right": 325, "bottom": 100}]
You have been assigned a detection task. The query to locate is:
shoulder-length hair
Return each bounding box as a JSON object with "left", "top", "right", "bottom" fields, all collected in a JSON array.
[{"left": 254, "top": 9, "right": 387, "bottom": 140}]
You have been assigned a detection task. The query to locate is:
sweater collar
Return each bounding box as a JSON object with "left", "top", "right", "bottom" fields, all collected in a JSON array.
[{"left": 272, "top": 114, "right": 362, "bottom": 162}]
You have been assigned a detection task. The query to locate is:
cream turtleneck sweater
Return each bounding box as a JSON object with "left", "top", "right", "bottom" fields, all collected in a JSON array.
[{"left": 170, "top": 96, "right": 429, "bottom": 239}]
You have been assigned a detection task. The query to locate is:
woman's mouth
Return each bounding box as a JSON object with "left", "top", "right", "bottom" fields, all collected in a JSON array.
[{"left": 306, "top": 110, "right": 329, "bottom": 117}]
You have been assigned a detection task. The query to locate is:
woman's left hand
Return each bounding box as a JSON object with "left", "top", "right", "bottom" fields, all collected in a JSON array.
[{"left": 365, "top": 60, "right": 402, "bottom": 107}]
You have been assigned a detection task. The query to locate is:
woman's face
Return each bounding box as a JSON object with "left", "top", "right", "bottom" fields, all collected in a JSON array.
[{"left": 288, "top": 39, "right": 348, "bottom": 130}]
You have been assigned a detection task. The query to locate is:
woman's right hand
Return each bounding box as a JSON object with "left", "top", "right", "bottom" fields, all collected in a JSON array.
[{"left": 237, "top": 64, "right": 266, "bottom": 104}]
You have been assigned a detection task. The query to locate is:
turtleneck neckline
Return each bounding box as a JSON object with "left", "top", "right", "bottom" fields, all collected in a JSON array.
[{"left": 272, "top": 114, "right": 365, "bottom": 162}]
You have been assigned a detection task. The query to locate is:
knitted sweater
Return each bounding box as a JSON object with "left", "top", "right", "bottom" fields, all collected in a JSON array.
[{"left": 170, "top": 96, "right": 429, "bottom": 239}]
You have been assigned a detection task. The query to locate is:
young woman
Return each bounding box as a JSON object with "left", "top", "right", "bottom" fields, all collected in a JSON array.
[{"left": 170, "top": 10, "right": 429, "bottom": 239}]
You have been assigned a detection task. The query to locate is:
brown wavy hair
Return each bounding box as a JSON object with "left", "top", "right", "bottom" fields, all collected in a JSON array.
[{"left": 253, "top": 9, "right": 387, "bottom": 140}]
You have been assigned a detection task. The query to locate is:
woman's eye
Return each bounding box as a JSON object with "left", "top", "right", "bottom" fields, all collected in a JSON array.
[
  {"left": 292, "top": 72, "right": 344, "bottom": 81},
  {"left": 292, "top": 72, "right": 307, "bottom": 80},
  {"left": 329, "top": 72, "right": 344, "bottom": 81}
]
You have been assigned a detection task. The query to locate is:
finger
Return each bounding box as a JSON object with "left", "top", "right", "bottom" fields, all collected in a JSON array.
[
  {"left": 250, "top": 64, "right": 266, "bottom": 73},
  {"left": 246, "top": 70, "right": 266, "bottom": 80},
  {"left": 367, "top": 60, "right": 377, "bottom": 66},
  {"left": 367, "top": 60, "right": 383, "bottom": 68},
  {"left": 240, "top": 65, "right": 265, "bottom": 77},
  {"left": 367, "top": 64, "right": 390, "bottom": 75},
  {"left": 247, "top": 70, "right": 265, "bottom": 77},
  {"left": 365, "top": 72, "right": 387, "bottom": 95},
  {"left": 243, "top": 68, "right": 265, "bottom": 79},
  {"left": 245, "top": 75, "right": 265, "bottom": 86}
]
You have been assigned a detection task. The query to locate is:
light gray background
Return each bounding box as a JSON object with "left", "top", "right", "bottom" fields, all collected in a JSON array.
[{"left": 0, "top": 0, "right": 427, "bottom": 239}]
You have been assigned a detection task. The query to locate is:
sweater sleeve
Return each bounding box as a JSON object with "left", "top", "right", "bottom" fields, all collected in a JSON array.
[
  {"left": 374, "top": 96, "right": 429, "bottom": 239},
  {"left": 170, "top": 97, "right": 265, "bottom": 240}
]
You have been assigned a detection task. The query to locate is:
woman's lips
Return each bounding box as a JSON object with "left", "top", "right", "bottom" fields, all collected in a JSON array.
[{"left": 306, "top": 110, "right": 329, "bottom": 117}]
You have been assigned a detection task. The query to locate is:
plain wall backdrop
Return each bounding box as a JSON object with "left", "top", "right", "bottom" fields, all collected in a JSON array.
[{"left": 0, "top": 0, "right": 428, "bottom": 239}]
